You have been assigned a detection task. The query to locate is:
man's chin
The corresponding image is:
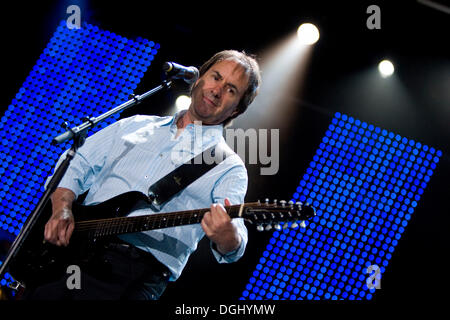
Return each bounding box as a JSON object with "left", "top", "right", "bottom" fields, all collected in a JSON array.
[{"left": 193, "top": 106, "right": 214, "bottom": 121}]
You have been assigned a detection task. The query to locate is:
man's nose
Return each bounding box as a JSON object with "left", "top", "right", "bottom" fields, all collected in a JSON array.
[{"left": 211, "top": 83, "right": 222, "bottom": 98}]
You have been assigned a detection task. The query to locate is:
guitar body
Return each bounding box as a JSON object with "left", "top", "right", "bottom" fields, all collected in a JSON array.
[
  {"left": 6, "top": 191, "right": 315, "bottom": 291},
  {"left": 8, "top": 191, "right": 152, "bottom": 289}
]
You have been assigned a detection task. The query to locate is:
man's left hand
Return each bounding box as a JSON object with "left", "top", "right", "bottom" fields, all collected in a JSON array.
[{"left": 201, "top": 198, "right": 241, "bottom": 255}]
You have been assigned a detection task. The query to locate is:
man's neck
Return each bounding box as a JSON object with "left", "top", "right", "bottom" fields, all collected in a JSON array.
[
  {"left": 175, "top": 110, "right": 197, "bottom": 139},
  {"left": 175, "top": 109, "right": 222, "bottom": 139},
  {"left": 176, "top": 110, "right": 196, "bottom": 129}
]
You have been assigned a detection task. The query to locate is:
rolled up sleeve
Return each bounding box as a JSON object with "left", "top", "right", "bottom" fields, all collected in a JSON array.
[
  {"left": 210, "top": 161, "right": 248, "bottom": 263},
  {"left": 44, "top": 117, "right": 133, "bottom": 197}
]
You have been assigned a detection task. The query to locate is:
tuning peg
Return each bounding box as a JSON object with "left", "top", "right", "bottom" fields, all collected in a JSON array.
[
  {"left": 280, "top": 200, "right": 286, "bottom": 207},
  {"left": 273, "top": 199, "right": 277, "bottom": 205},
  {"left": 265, "top": 224, "right": 272, "bottom": 231},
  {"left": 265, "top": 198, "right": 269, "bottom": 204},
  {"left": 256, "top": 224, "right": 264, "bottom": 232},
  {"left": 282, "top": 223, "right": 289, "bottom": 229},
  {"left": 299, "top": 221, "right": 306, "bottom": 228},
  {"left": 288, "top": 200, "right": 294, "bottom": 206},
  {"left": 291, "top": 222, "right": 299, "bottom": 229},
  {"left": 274, "top": 223, "right": 281, "bottom": 231}
]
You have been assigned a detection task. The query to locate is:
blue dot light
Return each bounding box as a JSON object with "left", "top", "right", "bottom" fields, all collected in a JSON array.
[
  {"left": 241, "top": 112, "right": 442, "bottom": 300},
  {"left": 0, "top": 20, "right": 158, "bottom": 277}
]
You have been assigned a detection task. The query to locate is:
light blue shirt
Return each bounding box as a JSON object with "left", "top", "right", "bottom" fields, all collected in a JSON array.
[{"left": 48, "top": 110, "right": 248, "bottom": 280}]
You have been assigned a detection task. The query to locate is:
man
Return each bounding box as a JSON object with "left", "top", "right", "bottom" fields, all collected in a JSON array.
[{"left": 24, "top": 50, "right": 261, "bottom": 300}]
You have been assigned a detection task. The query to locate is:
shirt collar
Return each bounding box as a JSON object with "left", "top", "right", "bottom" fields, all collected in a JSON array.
[
  {"left": 163, "top": 110, "right": 224, "bottom": 140},
  {"left": 160, "top": 109, "right": 186, "bottom": 127}
]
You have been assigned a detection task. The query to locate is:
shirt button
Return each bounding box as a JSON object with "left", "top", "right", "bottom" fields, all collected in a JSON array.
[
  {"left": 159, "top": 154, "right": 163, "bottom": 157},
  {"left": 144, "top": 175, "right": 148, "bottom": 179}
]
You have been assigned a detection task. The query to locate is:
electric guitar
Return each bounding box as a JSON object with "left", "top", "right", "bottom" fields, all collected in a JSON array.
[{"left": 6, "top": 191, "right": 316, "bottom": 289}]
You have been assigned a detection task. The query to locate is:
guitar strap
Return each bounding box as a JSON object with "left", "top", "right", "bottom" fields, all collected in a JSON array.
[{"left": 147, "top": 141, "right": 233, "bottom": 211}]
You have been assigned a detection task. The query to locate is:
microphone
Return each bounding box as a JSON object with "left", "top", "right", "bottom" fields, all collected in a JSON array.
[{"left": 163, "top": 62, "right": 199, "bottom": 84}]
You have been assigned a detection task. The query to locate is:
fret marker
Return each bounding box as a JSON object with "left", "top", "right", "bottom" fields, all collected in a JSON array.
[{"left": 238, "top": 204, "right": 244, "bottom": 217}]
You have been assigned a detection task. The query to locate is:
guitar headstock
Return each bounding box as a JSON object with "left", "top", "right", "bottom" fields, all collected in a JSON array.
[{"left": 242, "top": 199, "right": 316, "bottom": 231}]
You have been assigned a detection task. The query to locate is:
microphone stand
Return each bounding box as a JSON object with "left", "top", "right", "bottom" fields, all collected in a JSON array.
[{"left": 0, "top": 80, "right": 172, "bottom": 293}]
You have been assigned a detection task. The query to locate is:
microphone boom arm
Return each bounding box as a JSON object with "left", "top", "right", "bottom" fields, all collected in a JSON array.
[{"left": 53, "top": 80, "right": 172, "bottom": 144}]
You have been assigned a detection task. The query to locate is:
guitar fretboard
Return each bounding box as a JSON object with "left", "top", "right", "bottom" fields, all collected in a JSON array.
[{"left": 74, "top": 204, "right": 249, "bottom": 238}]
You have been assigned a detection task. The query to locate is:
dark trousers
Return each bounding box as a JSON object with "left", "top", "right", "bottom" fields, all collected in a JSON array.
[{"left": 22, "top": 242, "right": 171, "bottom": 300}]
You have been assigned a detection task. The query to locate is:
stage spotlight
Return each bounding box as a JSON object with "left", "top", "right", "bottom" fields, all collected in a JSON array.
[
  {"left": 231, "top": 28, "right": 315, "bottom": 131},
  {"left": 378, "top": 60, "right": 395, "bottom": 78},
  {"left": 297, "top": 23, "right": 320, "bottom": 45},
  {"left": 175, "top": 95, "right": 191, "bottom": 111}
]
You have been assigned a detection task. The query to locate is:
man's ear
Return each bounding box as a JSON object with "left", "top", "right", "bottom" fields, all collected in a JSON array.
[
  {"left": 190, "top": 78, "right": 203, "bottom": 95},
  {"left": 230, "top": 109, "right": 240, "bottom": 118}
]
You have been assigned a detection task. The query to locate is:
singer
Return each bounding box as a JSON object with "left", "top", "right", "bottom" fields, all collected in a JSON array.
[{"left": 22, "top": 50, "right": 261, "bottom": 300}]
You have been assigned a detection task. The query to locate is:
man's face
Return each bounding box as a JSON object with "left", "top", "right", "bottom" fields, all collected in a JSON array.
[{"left": 189, "top": 59, "right": 249, "bottom": 125}]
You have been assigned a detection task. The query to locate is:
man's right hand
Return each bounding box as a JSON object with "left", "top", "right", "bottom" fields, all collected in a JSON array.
[
  {"left": 44, "top": 187, "right": 76, "bottom": 246},
  {"left": 44, "top": 208, "right": 75, "bottom": 246}
]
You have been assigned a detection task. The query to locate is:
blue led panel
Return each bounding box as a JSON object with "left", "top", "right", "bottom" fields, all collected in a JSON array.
[
  {"left": 241, "top": 112, "right": 442, "bottom": 300},
  {"left": 0, "top": 20, "right": 158, "bottom": 286}
]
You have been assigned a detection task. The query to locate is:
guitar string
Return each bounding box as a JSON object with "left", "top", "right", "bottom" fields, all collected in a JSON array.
[
  {"left": 73, "top": 203, "right": 300, "bottom": 231},
  {"left": 73, "top": 204, "right": 246, "bottom": 233},
  {"left": 73, "top": 204, "right": 305, "bottom": 235},
  {"left": 73, "top": 205, "right": 249, "bottom": 232},
  {"left": 76, "top": 208, "right": 211, "bottom": 234}
]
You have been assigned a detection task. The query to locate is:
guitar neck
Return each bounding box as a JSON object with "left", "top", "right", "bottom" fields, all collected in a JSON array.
[{"left": 74, "top": 204, "right": 250, "bottom": 239}]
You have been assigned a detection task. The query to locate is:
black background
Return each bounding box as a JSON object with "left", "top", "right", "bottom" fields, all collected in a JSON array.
[{"left": 1, "top": 0, "right": 449, "bottom": 306}]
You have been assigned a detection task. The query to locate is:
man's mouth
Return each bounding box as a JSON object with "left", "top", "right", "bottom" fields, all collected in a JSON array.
[{"left": 203, "top": 95, "right": 218, "bottom": 107}]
